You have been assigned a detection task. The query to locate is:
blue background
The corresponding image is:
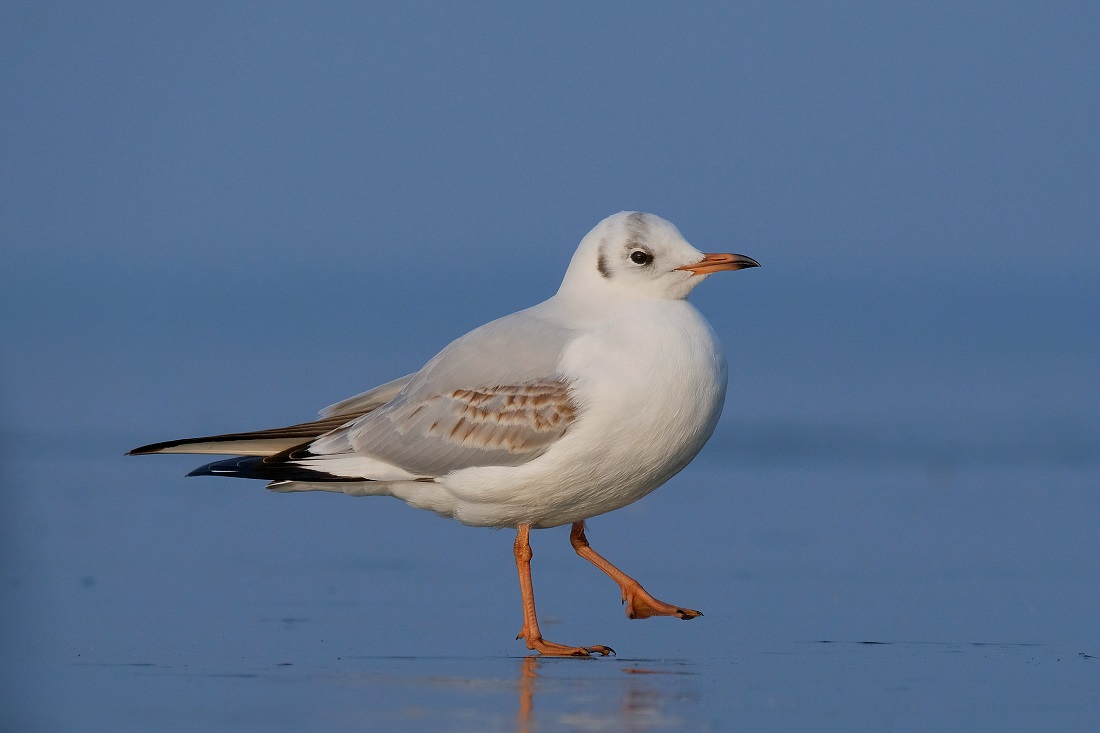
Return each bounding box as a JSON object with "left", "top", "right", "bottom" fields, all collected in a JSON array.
[{"left": 3, "top": 3, "right": 1098, "bottom": 730}]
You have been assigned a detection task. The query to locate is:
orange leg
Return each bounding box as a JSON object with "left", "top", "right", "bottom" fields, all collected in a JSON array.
[
  {"left": 514, "top": 524, "right": 614, "bottom": 657},
  {"left": 570, "top": 521, "right": 702, "bottom": 620}
]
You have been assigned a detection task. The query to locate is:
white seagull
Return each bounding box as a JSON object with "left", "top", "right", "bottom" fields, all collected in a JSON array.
[{"left": 131, "top": 212, "right": 759, "bottom": 656}]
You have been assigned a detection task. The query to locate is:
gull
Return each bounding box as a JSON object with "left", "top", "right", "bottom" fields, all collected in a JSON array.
[{"left": 130, "top": 212, "right": 759, "bottom": 656}]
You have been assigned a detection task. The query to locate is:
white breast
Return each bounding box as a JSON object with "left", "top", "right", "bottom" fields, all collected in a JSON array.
[{"left": 442, "top": 299, "right": 727, "bottom": 528}]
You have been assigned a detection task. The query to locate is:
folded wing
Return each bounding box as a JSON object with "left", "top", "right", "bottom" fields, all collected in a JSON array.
[{"left": 133, "top": 305, "right": 580, "bottom": 482}]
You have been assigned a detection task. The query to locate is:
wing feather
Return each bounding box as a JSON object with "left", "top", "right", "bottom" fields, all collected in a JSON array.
[
  {"left": 128, "top": 413, "right": 365, "bottom": 456},
  {"left": 329, "top": 380, "right": 578, "bottom": 475},
  {"left": 304, "top": 307, "right": 580, "bottom": 477},
  {"left": 129, "top": 373, "right": 417, "bottom": 457},
  {"left": 136, "top": 305, "right": 579, "bottom": 480},
  {"left": 319, "top": 373, "right": 415, "bottom": 418}
]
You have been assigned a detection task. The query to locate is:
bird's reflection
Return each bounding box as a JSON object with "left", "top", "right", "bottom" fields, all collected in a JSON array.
[
  {"left": 515, "top": 656, "right": 683, "bottom": 733},
  {"left": 517, "top": 656, "right": 538, "bottom": 733}
]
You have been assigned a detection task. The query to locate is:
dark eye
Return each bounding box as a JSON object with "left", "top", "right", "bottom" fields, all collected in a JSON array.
[{"left": 629, "top": 250, "right": 653, "bottom": 265}]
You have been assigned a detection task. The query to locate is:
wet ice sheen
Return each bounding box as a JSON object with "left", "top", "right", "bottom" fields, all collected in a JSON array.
[{"left": 3, "top": 440, "right": 1098, "bottom": 731}]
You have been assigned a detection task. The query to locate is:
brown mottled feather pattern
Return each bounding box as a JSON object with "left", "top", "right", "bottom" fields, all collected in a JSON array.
[
  {"left": 313, "top": 378, "right": 581, "bottom": 476},
  {"left": 388, "top": 380, "right": 576, "bottom": 454},
  {"left": 437, "top": 382, "right": 576, "bottom": 450}
]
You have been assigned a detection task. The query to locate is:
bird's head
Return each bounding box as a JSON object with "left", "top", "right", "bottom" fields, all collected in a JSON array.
[{"left": 558, "top": 212, "right": 758, "bottom": 302}]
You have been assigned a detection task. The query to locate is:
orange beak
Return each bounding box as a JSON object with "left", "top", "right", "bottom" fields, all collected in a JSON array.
[{"left": 676, "top": 252, "right": 760, "bottom": 275}]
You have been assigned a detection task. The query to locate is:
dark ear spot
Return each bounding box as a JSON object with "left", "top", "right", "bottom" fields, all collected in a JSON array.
[{"left": 596, "top": 251, "right": 611, "bottom": 278}]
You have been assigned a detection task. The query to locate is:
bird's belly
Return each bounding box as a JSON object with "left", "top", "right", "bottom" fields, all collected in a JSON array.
[{"left": 442, "top": 309, "right": 727, "bottom": 528}]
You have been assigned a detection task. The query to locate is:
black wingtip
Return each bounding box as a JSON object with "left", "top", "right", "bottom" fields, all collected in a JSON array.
[
  {"left": 186, "top": 456, "right": 265, "bottom": 478},
  {"left": 185, "top": 453, "right": 366, "bottom": 483}
]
